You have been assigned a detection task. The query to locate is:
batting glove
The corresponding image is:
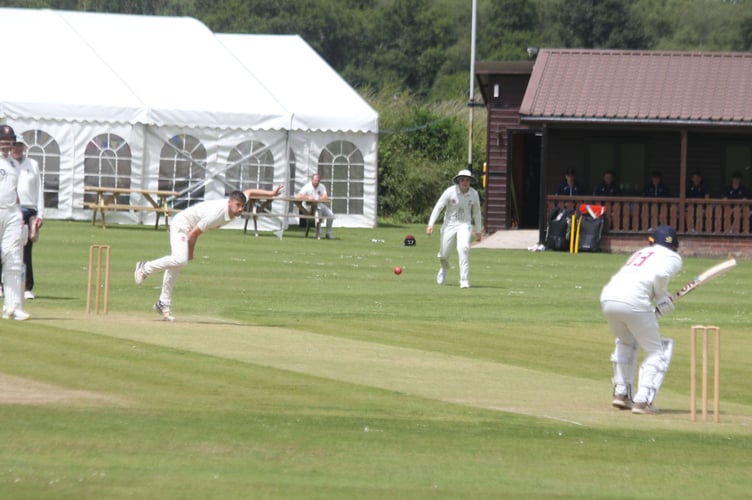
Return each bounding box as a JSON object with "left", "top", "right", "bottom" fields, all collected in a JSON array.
[{"left": 655, "top": 295, "right": 675, "bottom": 317}]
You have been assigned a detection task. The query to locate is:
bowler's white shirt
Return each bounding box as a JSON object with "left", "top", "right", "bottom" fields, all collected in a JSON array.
[
  {"left": 600, "top": 244, "right": 682, "bottom": 311},
  {"left": 171, "top": 199, "right": 232, "bottom": 233},
  {"left": 428, "top": 185, "right": 482, "bottom": 233}
]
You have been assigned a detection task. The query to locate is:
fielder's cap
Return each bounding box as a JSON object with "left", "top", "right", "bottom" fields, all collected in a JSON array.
[
  {"left": 0, "top": 124, "right": 16, "bottom": 141},
  {"left": 453, "top": 169, "right": 475, "bottom": 184},
  {"left": 404, "top": 234, "right": 416, "bottom": 246},
  {"left": 648, "top": 225, "right": 679, "bottom": 250}
]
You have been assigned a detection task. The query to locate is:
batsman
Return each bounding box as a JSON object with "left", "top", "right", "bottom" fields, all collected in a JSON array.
[{"left": 600, "top": 225, "right": 682, "bottom": 414}]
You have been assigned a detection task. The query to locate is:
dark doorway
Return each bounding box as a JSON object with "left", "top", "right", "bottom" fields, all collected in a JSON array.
[{"left": 509, "top": 130, "right": 542, "bottom": 228}]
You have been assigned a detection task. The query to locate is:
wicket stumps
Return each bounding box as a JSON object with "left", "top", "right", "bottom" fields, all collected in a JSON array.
[
  {"left": 690, "top": 325, "right": 720, "bottom": 423},
  {"left": 86, "top": 244, "right": 111, "bottom": 314}
]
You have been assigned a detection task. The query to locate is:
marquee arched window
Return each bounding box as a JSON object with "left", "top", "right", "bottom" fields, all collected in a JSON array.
[
  {"left": 159, "top": 134, "right": 206, "bottom": 209},
  {"left": 224, "top": 140, "right": 275, "bottom": 194},
  {"left": 83, "top": 133, "right": 132, "bottom": 203},
  {"left": 318, "top": 140, "right": 365, "bottom": 215},
  {"left": 20, "top": 129, "right": 61, "bottom": 209}
]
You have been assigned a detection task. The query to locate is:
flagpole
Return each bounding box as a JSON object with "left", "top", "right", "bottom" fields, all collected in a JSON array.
[{"left": 467, "top": 0, "right": 478, "bottom": 171}]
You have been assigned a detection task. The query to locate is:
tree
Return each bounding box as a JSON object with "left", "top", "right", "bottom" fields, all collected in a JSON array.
[
  {"left": 360, "top": 0, "right": 456, "bottom": 96},
  {"left": 557, "top": 0, "right": 648, "bottom": 49},
  {"left": 478, "top": 0, "right": 540, "bottom": 60}
]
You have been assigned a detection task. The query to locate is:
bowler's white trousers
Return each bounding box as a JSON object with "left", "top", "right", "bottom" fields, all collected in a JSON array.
[
  {"left": 437, "top": 222, "right": 472, "bottom": 282},
  {"left": 143, "top": 226, "right": 190, "bottom": 306}
]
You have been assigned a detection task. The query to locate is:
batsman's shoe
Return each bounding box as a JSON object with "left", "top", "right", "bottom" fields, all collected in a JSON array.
[
  {"left": 436, "top": 268, "right": 446, "bottom": 285},
  {"left": 134, "top": 261, "right": 147, "bottom": 285},
  {"left": 460, "top": 280, "right": 470, "bottom": 289},
  {"left": 24, "top": 291, "right": 35, "bottom": 300},
  {"left": 611, "top": 393, "right": 633, "bottom": 410},
  {"left": 154, "top": 300, "right": 175, "bottom": 322},
  {"left": 2, "top": 308, "right": 30, "bottom": 321},
  {"left": 631, "top": 401, "right": 659, "bottom": 415}
]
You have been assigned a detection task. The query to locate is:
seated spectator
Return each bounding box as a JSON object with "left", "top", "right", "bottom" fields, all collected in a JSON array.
[
  {"left": 642, "top": 171, "right": 671, "bottom": 197},
  {"left": 721, "top": 171, "right": 750, "bottom": 199},
  {"left": 555, "top": 168, "right": 582, "bottom": 196},
  {"left": 687, "top": 171, "right": 710, "bottom": 199},
  {"left": 592, "top": 170, "right": 621, "bottom": 196}
]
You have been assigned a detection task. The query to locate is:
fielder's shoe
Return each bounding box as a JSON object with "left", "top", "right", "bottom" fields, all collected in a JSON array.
[
  {"left": 631, "top": 401, "right": 659, "bottom": 415},
  {"left": 2, "top": 308, "right": 30, "bottom": 321},
  {"left": 436, "top": 268, "right": 446, "bottom": 285},
  {"left": 154, "top": 300, "right": 175, "bottom": 322},
  {"left": 134, "top": 261, "right": 147, "bottom": 285},
  {"left": 460, "top": 280, "right": 470, "bottom": 289},
  {"left": 611, "top": 393, "right": 633, "bottom": 410},
  {"left": 24, "top": 291, "right": 35, "bottom": 300}
]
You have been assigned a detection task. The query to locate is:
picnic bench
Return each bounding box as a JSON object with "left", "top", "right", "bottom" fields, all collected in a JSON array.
[
  {"left": 83, "top": 186, "right": 179, "bottom": 229},
  {"left": 242, "top": 195, "right": 334, "bottom": 238}
]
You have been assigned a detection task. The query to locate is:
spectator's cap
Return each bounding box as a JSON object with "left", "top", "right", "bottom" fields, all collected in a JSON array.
[
  {"left": 453, "top": 169, "right": 475, "bottom": 184},
  {"left": 0, "top": 125, "right": 16, "bottom": 142},
  {"left": 651, "top": 170, "right": 663, "bottom": 178},
  {"left": 564, "top": 168, "right": 576, "bottom": 176},
  {"left": 404, "top": 234, "right": 416, "bottom": 246},
  {"left": 732, "top": 170, "right": 743, "bottom": 179},
  {"left": 12, "top": 140, "right": 25, "bottom": 147},
  {"left": 648, "top": 225, "right": 679, "bottom": 251}
]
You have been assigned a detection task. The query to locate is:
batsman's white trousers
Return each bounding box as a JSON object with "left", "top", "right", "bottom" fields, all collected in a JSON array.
[
  {"left": 1, "top": 206, "right": 24, "bottom": 311},
  {"left": 437, "top": 222, "right": 472, "bottom": 282},
  {"left": 143, "top": 226, "right": 189, "bottom": 306},
  {"left": 601, "top": 300, "right": 670, "bottom": 404}
]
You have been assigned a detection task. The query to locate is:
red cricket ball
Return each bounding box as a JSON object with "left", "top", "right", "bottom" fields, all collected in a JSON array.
[{"left": 393, "top": 266, "right": 403, "bottom": 275}]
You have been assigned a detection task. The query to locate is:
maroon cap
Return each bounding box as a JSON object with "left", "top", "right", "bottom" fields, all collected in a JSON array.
[{"left": 0, "top": 125, "right": 16, "bottom": 141}]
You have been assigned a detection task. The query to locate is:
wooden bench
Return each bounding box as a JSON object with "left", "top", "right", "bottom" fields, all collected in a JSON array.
[
  {"left": 241, "top": 196, "right": 334, "bottom": 238},
  {"left": 83, "top": 186, "right": 180, "bottom": 229}
]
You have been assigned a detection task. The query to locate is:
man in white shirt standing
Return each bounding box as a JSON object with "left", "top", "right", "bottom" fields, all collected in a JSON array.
[
  {"left": 0, "top": 125, "right": 29, "bottom": 320},
  {"left": 426, "top": 169, "right": 482, "bottom": 289},
  {"left": 134, "top": 184, "right": 283, "bottom": 321},
  {"left": 10, "top": 141, "right": 43, "bottom": 300},
  {"left": 600, "top": 225, "right": 682, "bottom": 415},
  {"left": 296, "top": 173, "right": 335, "bottom": 239}
]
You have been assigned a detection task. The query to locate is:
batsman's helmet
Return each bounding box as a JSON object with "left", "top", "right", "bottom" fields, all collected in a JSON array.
[
  {"left": 648, "top": 225, "right": 679, "bottom": 251},
  {"left": 404, "top": 234, "right": 416, "bottom": 246}
]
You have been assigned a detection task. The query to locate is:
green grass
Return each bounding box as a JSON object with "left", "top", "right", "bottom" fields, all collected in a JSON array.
[{"left": 1, "top": 221, "right": 751, "bottom": 498}]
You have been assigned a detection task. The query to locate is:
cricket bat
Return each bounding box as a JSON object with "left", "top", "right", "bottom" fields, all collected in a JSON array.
[{"left": 672, "top": 257, "right": 737, "bottom": 301}]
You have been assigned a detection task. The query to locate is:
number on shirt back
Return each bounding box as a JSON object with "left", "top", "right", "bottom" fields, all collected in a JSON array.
[{"left": 625, "top": 250, "right": 655, "bottom": 267}]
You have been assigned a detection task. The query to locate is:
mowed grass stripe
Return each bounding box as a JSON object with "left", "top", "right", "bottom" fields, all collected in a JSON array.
[{"left": 45, "top": 313, "right": 752, "bottom": 432}]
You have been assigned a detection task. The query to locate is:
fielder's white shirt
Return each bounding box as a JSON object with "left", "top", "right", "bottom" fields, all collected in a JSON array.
[
  {"left": 428, "top": 185, "right": 482, "bottom": 233},
  {"left": 171, "top": 199, "right": 232, "bottom": 233},
  {"left": 0, "top": 156, "right": 19, "bottom": 208},
  {"left": 600, "top": 244, "right": 682, "bottom": 311},
  {"left": 12, "top": 156, "right": 43, "bottom": 216}
]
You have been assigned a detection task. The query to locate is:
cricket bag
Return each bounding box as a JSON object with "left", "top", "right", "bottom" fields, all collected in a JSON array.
[
  {"left": 544, "top": 207, "right": 573, "bottom": 251},
  {"left": 577, "top": 214, "right": 604, "bottom": 252}
]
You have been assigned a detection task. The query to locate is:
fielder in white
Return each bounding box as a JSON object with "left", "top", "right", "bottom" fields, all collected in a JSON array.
[
  {"left": 0, "top": 125, "right": 29, "bottom": 320},
  {"left": 600, "top": 225, "right": 682, "bottom": 414},
  {"left": 134, "top": 185, "right": 283, "bottom": 321},
  {"left": 426, "top": 169, "right": 482, "bottom": 289}
]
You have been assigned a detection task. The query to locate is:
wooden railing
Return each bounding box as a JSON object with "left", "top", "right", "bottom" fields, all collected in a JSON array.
[{"left": 547, "top": 195, "right": 752, "bottom": 236}]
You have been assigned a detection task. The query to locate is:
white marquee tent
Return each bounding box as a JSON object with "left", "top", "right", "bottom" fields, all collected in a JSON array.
[{"left": 0, "top": 8, "right": 378, "bottom": 229}]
